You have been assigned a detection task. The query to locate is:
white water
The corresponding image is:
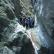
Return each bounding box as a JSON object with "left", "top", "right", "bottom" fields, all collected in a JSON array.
[
  {"left": 1, "top": 0, "right": 41, "bottom": 53},
  {"left": 7, "top": 17, "right": 41, "bottom": 54}
]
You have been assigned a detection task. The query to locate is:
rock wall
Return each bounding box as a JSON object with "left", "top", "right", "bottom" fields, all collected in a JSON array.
[
  {"left": 32, "top": 0, "right": 54, "bottom": 46},
  {"left": 20, "top": 0, "right": 34, "bottom": 17},
  {"left": 0, "top": 0, "right": 35, "bottom": 54}
]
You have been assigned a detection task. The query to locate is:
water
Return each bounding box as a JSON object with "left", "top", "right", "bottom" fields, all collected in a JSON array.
[
  {"left": 8, "top": 20, "right": 40, "bottom": 54},
  {"left": 34, "top": 0, "right": 54, "bottom": 48},
  {"left": 0, "top": 0, "right": 40, "bottom": 54},
  {"left": 1, "top": 0, "right": 54, "bottom": 54}
]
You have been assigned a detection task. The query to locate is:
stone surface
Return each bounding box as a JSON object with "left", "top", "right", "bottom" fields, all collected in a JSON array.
[{"left": 0, "top": 0, "right": 54, "bottom": 54}]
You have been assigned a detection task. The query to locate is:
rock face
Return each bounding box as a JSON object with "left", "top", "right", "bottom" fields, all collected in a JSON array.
[
  {"left": 1, "top": 0, "right": 54, "bottom": 54},
  {"left": 31, "top": 0, "right": 54, "bottom": 54},
  {"left": 0, "top": 0, "right": 22, "bottom": 20},
  {"left": 32, "top": 0, "right": 54, "bottom": 47},
  {"left": 36, "top": 0, "right": 54, "bottom": 38},
  {"left": 3, "top": 32, "right": 35, "bottom": 54},
  {"left": 19, "top": 17, "right": 34, "bottom": 28},
  {"left": 0, "top": 0, "right": 21, "bottom": 41},
  {"left": 20, "top": 0, "right": 34, "bottom": 17},
  {"left": 0, "top": 0, "right": 35, "bottom": 54}
]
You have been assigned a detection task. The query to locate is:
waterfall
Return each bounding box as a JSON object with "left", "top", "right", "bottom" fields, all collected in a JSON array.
[
  {"left": 1, "top": 0, "right": 54, "bottom": 54},
  {"left": 9, "top": 21, "right": 26, "bottom": 41},
  {"left": 8, "top": 20, "right": 40, "bottom": 54},
  {"left": 32, "top": 0, "right": 54, "bottom": 48}
]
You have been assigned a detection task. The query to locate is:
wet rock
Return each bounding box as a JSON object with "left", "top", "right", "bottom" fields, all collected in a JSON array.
[
  {"left": 31, "top": 0, "right": 54, "bottom": 48},
  {"left": 0, "top": 18, "right": 10, "bottom": 33},
  {"left": 38, "top": 46, "right": 54, "bottom": 54},
  {"left": 4, "top": 31, "right": 35, "bottom": 54},
  {"left": 0, "top": 46, "right": 15, "bottom": 54},
  {"left": 20, "top": 0, "right": 34, "bottom": 17},
  {"left": 19, "top": 17, "right": 34, "bottom": 28},
  {"left": 12, "top": 0, "right": 22, "bottom": 18},
  {"left": 0, "top": 0, "right": 22, "bottom": 20}
]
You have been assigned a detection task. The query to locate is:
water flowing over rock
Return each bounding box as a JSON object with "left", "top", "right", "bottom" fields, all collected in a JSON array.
[
  {"left": 31, "top": 0, "right": 54, "bottom": 54},
  {"left": 34, "top": 0, "right": 54, "bottom": 47},
  {"left": 0, "top": 0, "right": 36, "bottom": 54},
  {"left": 0, "top": 0, "right": 54, "bottom": 54}
]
